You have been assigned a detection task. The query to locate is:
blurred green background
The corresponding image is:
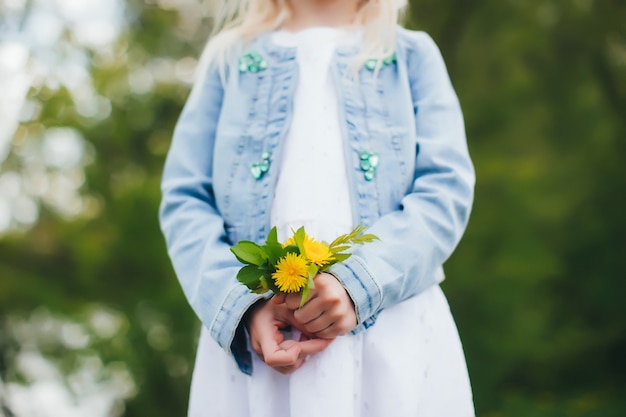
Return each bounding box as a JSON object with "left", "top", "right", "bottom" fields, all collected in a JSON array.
[{"left": 0, "top": 0, "right": 624, "bottom": 416}]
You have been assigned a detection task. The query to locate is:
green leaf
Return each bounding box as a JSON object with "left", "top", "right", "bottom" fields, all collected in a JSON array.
[
  {"left": 299, "top": 276, "right": 316, "bottom": 307},
  {"left": 264, "top": 242, "right": 286, "bottom": 265},
  {"left": 329, "top": 225, "right": 379, "bottom": 250},
  {"left": 236, "top": 265, "right": 264, "bottom": 290},
  {"left": 329, "top": 233, "right": 349, "bottom": 248},
  {"left": 266, "top": 275, "right": 281, "bottom": 293},
  {"left": 251, "top": 276, "right": 270, "bottom": 293},
  {"left": 300, "top": 287, "right": 311, "bottom": 307},
  {"left": 266, "top": 226, "right": 279, "bottom": 245},
  {"left": 307, "top": 263, "right": 319, "bottom": 280},
  {"left": 283, "top": 244, "right": 299, "bottom": 255},
  {"left": 293, "top": 226, "right": 307, "bottom": 256},
  {"left": 330, "top": 253, "right": 352, "bottom": 263},
  {"left": 352, "top": 233, "right": 380, "bottom": 244},
  {"left": 329, "top": 225, "right": 368, "bottom": 248},
  {"left": 230, "top": 241, "right": 268, "bottom": 266},
  {"left": 329, "top": 245, "right": 351, "bottom": 254}
]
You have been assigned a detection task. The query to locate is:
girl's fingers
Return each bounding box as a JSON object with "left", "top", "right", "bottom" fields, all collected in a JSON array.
[
  {"left": 285, "top": 290, "right": 317, "bottom": 310},
  {"left": 314, "top": 319, "right": 350, "bottom": 339},
  {"left": 248, "top": 292, "right": 336, "bottom": 370},
  {"left": 302, "top": 315, "right": 334, "bottom": 334},
  {"left": 278, "top": 339, "right": 299, "bottom": 349},
  {"left": 270, "top": 293, "right": 286, "bottom": 304},
  {"left": 250, "top": 307, "right": 299, "bottom": 367},
  {"left": 260, "top": 335, "right": 301, "bottom": 367},
  {"left": 284, "top": 293, "right": 306, "bottom": 310},
  {"left": 298, "top": 337, "right": 334, "bottom": 355},
  {"left": 251, "top": 338, "right": 262, "bottom": 356},
  {"left": 273, "top": 356, "right": 306, "bottom": 374},
  {"left": 273, "top": 292, "right": 317, "bottom": 310},
  {"left": 293, "top": 297, "right": 325, "bottom": 324},
  {"left": 272, "top": 338, "right": 333, "bottom": 374},
  {"left": 294, "top": 298, "right": 340, "bottom": 334}
]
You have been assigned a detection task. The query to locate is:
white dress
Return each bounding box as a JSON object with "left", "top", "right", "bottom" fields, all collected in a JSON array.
[{"left": 188, "top": 28, "right": 475, "bottom": 417}]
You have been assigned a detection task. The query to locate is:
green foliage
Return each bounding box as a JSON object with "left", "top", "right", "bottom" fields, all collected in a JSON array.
[
  {"left": 231, "top": 241, "right": 268, "bottom": 266},
  {"left": 230, "top": 225, "right": 379, "bottom": 305},
  {"left": 328, "top": 224, "right": 379, "bottom": 249},
  {"left": 1, "top": 0, "right": 625, "bottom": 416},
  {"left": 408, "top": 0, "right": 626, "bottom": 415}
]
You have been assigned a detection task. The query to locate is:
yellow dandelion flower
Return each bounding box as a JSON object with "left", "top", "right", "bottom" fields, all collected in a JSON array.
[
  {"left": 272, "top": 252, "right": 309, "bottom": 293},
  {"left": 303, "top": 236, "right": 334, "bottom": 266},
  {"left": 282, "top": 236, "right": 296, "bottom": 248}
]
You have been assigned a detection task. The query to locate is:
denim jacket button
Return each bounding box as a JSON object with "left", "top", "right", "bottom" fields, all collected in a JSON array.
[
  {"left": 368, "top": 153, "right": 380, "bottom": 168},
  {"left": 251, "top": 164, "right": 263, "bottom": 179}
]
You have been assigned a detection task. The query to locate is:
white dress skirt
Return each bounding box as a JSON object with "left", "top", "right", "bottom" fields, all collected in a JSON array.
[
  {"left": 188, "top": 28, "right": 474, "bottom": 417},
  {"left": 189, "top": 286, "right": 474, "bottom": 417}
]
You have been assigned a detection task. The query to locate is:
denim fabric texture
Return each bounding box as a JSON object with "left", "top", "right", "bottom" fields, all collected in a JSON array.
[{"left": 159, "top": 26, "right": 475, "bottom": 375}]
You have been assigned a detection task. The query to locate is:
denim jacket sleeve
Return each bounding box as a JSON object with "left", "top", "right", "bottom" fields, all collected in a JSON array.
[
  {"left": 329, "top": 31, "right": 475, "bottom": 331},
  {"left": 159, "top": 63, "right": 265, "bottom": 375}
]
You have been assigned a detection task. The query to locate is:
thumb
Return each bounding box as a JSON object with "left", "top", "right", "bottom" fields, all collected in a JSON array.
[
  {"left": 298, "top": 337, "right": 334, "bottom": 356},
  {"left": 259, "top": 329, "right": 301, "bottom": 367},
  {"left": 271, "top": 293, "right": 287, "bottom": 304}
]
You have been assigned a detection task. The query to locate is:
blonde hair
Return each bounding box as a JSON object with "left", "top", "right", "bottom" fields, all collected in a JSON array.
[{"left": 199, "top": 0, "right": 407, "bottom": 78}]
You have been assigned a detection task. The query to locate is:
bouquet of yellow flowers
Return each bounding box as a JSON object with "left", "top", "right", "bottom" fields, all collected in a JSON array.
[{"left": 230, "top": 225, "right": 379, "bottom": 306}]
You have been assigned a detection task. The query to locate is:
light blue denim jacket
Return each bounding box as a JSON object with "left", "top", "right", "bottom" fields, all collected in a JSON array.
[{"left": 159, "top": 26, "right": 474, "bottom": 375}]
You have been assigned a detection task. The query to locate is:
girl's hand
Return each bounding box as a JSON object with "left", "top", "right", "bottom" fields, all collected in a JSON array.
[
  {"left": 272, "top": 273, "right": 357, "bottom": 339},
  {"left": 245, "top": 300, "right": 333, "bottom": 374}
]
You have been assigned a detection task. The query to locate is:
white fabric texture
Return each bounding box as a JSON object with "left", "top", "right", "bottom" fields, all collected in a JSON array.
[
  {"left": 270, "top": 27, "right": 355, "bottom": 243},
  {"left": 188, "top": 27, "right": 474, "bottom": 417}
]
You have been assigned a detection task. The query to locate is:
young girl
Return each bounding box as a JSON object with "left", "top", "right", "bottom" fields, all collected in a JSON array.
[{"left": 159, "top": 0, "right": 475, "bottom": 414}]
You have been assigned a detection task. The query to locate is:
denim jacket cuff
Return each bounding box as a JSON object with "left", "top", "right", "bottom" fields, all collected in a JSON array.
[
  {"left": 328, "top": 256, "right": 383, "bottom": 331},
  {"left": 208, "top": 284, "right": 266, "bottom": 375}
]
